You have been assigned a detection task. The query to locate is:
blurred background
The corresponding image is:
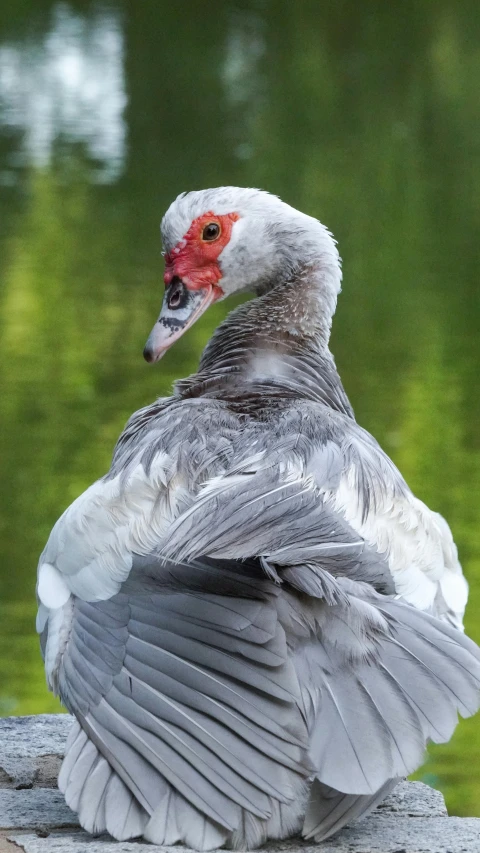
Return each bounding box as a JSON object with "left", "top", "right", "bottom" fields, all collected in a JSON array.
[{"left": 0, "top": 0, "right": 479, "bottom": 817}]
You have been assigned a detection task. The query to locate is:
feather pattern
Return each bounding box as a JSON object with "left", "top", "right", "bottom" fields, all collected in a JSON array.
[{"left": 302, "top": 778, "right": 399, "bottom": 841}]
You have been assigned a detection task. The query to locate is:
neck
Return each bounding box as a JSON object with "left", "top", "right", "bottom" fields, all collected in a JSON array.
[
  {"left": 214, "top": 208, "right": 343, "bottom": 351},
  {"left": 175, "top": 261, "right": 354, "bottom": 418},
  {"left": 252, "top": 259, "right": 340, "bottom": 346}
]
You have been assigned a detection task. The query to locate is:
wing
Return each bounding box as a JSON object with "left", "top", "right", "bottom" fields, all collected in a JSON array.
[
  {"left": 160, "top": 407, "right": 469, "bottom": 628},
  {"left": 149, "top": 406, "right": 479, "bottom": 841},
  {"left": 36, "top": 396, "right": 243, "bottom": 622},
  {"left": 45, "top": 558, "right": 310, "bottom": 849},
  {"left": 294, "top": 579, "right": 480, "bottom": 791},
  {"left": 157, "top": 439, "right": 480, "bottom": 800}
]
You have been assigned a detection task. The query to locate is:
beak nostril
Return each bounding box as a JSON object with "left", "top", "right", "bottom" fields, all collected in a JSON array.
[
  {"left": 167, "top": 277, "right": 188, "bottom": 311},
  {"left": 169, "top": 291, "right": 181, "bottom": 309}
]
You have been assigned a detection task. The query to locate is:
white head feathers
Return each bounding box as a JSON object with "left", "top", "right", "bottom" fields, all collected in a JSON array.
[{"left": 161, "top": 186, "right": 342, "bottom": 299}]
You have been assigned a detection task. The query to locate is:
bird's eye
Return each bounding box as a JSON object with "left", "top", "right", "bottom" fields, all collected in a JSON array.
[{"left": 202, "top": 222, "right": 221, "bottom": 242}]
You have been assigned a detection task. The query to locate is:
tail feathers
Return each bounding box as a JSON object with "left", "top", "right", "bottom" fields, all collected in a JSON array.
[
  {"left": 378, "top": 600, "right": 480, "bottom": 723},
  {"left": 302, "top": 778, "right": 398, "bottom": 842},
  {"left": 145, "top": 791, "right": 229, "bottom": 849},
  {"left": 301, "top": 594, "right": 480, "bottom": 840},
  {"left": 59, "top": 718, "right": 231, "bottom": 848},
  {"left": 304, "top": 589, "right": 480, "bottom": 796},
  {"left": 58, "top": 722, "right": 149, "bottom": 840}
]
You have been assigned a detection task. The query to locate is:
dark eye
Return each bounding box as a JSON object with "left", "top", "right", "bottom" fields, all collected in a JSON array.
[{"left": 202, "top": 222, "right": 221, "bottom": 242}]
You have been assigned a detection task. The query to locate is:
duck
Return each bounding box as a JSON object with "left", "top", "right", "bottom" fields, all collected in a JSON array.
[{"left": 37, "top": 186, "right": 480, "bottom": 850}]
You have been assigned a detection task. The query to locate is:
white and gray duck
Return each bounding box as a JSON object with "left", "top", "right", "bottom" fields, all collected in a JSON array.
[{"left": 37, "top": 187, "right": 480, "bottom": 850}]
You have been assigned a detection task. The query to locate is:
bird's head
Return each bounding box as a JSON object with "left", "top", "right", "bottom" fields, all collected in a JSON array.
[{"left": 143, "top": 186, "right": 340, "bottom": 362}]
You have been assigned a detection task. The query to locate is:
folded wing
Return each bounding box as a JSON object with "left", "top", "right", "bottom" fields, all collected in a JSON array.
[{"left": 49, "top": 559, "right": 310, "bottom": 848}]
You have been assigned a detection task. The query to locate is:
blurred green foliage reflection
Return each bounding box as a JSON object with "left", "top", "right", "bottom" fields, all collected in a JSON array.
[{"left": 0, "top": 0, "right": 479, "bottom": 817}]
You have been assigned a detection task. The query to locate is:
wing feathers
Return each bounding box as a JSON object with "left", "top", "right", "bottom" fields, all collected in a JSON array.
[
  {"left": 89, "top": 698, "right": 242, "bottom": 829},
  {"left": 123, "top": 649, "right": 303, "bottom": 752},
  {"left": 303, "top": 778, "right": 398, "bottom": 842},
  {"left": 104, "top": 680, "right": 273, "bottom": 817},
  {"left": 128, "top": 621, "right": 295, "bottom": 700},
  {"left": 113, "top": 669, "right": 295, "bottom": 803},
  {"left": 58, "top": 581, "right": 310, "bottom": 846},
  {"left": 129, "top": 604, "right": 284, "bottom": 666},
  {"left": 304, "top": 587, "right": 480, "bottom": 796}
]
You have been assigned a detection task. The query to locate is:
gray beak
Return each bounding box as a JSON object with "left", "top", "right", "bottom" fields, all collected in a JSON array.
[{"left": 143, "top": 278, "right": 217, "bottom": 363}]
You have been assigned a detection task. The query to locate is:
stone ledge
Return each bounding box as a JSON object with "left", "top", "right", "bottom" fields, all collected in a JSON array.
[
  {"left": 1, "top": 715, "right": 478, "bottom": 852},
  {"left": 8, "top": 816, "right": 480, "bottom": 853},
  {"left": 0, "top": 715, "right": 69, "bottom": 790}
]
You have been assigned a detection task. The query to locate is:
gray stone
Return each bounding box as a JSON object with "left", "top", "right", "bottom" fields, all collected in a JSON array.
[
  {"left": 317, "top": 814, "right": 480, "bottom": 852},
  {"left": 0, "top": 790, "right": 77, "bottom": 830},
  {"left": 377, "top": 779, "right": 448, "bottom": 817},
  {"left": 0, "top": 715, "right": 72, "bottom": 758},
  {"left": 8, "top": 817, "right": 480, "bottom": 853},
  {"left": 8, "top": 834, "right": 147, "bottom": 853},
  {"left": 0, "top": 715, "right": 72, "bottom": 789}
]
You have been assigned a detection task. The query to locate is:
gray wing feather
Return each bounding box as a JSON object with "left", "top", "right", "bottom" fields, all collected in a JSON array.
[
  {"left": 303, "top": 778, "right": 398, "bottom": 842},
  {"left": 102, "top": 772, "right": 148, "bottom": 840},
  {"left": 56, "top": 562, "right": 310, "bottom": 847},
  {"left": 296, "top": 582, "right": 480, "bottom": 797},
  {"left": 160, "top": 457, "right": 394, "bottom": 594},
  {"left": 76, "top": 755, "right": 112, "bottom": 835}
]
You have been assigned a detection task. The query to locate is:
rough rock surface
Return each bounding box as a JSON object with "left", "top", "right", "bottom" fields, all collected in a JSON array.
[
  {"left": 1, "top": 715, "right": 479, "bottom": 852},
  {"left": 0, "top": 714, "right": 69, "bottom": 789}
]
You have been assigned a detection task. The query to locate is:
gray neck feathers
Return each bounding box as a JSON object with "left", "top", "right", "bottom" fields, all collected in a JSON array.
[
  {"left": 248, "top": 212, "right": 342, "bottom": 348},
  {"left": 214, "top": 213, "right": 342, "bottom": 355},
  {"left": 175, "top": 239, "right": 352, "bottom": 417}
]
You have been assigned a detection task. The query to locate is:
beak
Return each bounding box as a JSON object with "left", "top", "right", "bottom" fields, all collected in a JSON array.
[{"left": 143, "top": 278, "right": 219, "bottom": 363}]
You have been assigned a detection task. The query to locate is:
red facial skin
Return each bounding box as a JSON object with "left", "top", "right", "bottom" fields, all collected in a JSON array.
[{"left": 164, "top": 211, "right": 239, "bottom": 296}]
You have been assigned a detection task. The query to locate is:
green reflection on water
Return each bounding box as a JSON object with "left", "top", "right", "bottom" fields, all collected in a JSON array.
[{"left": 0, "top": 0, "right": 479, "bottom": 818}]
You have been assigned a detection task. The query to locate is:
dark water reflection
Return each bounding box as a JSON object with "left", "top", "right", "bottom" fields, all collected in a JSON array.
[{"left": 1, "top": 0, "right": 479, "bottom": 816}]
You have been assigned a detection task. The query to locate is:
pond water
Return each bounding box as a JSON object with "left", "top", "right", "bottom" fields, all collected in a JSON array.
[{"left": 0, "top": 0, "right": 479, "bottom": 818}]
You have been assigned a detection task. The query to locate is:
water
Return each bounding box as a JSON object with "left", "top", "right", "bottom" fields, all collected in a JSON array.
[{"left": 1, "top": 0, "right": 479, "bottom": 817}]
